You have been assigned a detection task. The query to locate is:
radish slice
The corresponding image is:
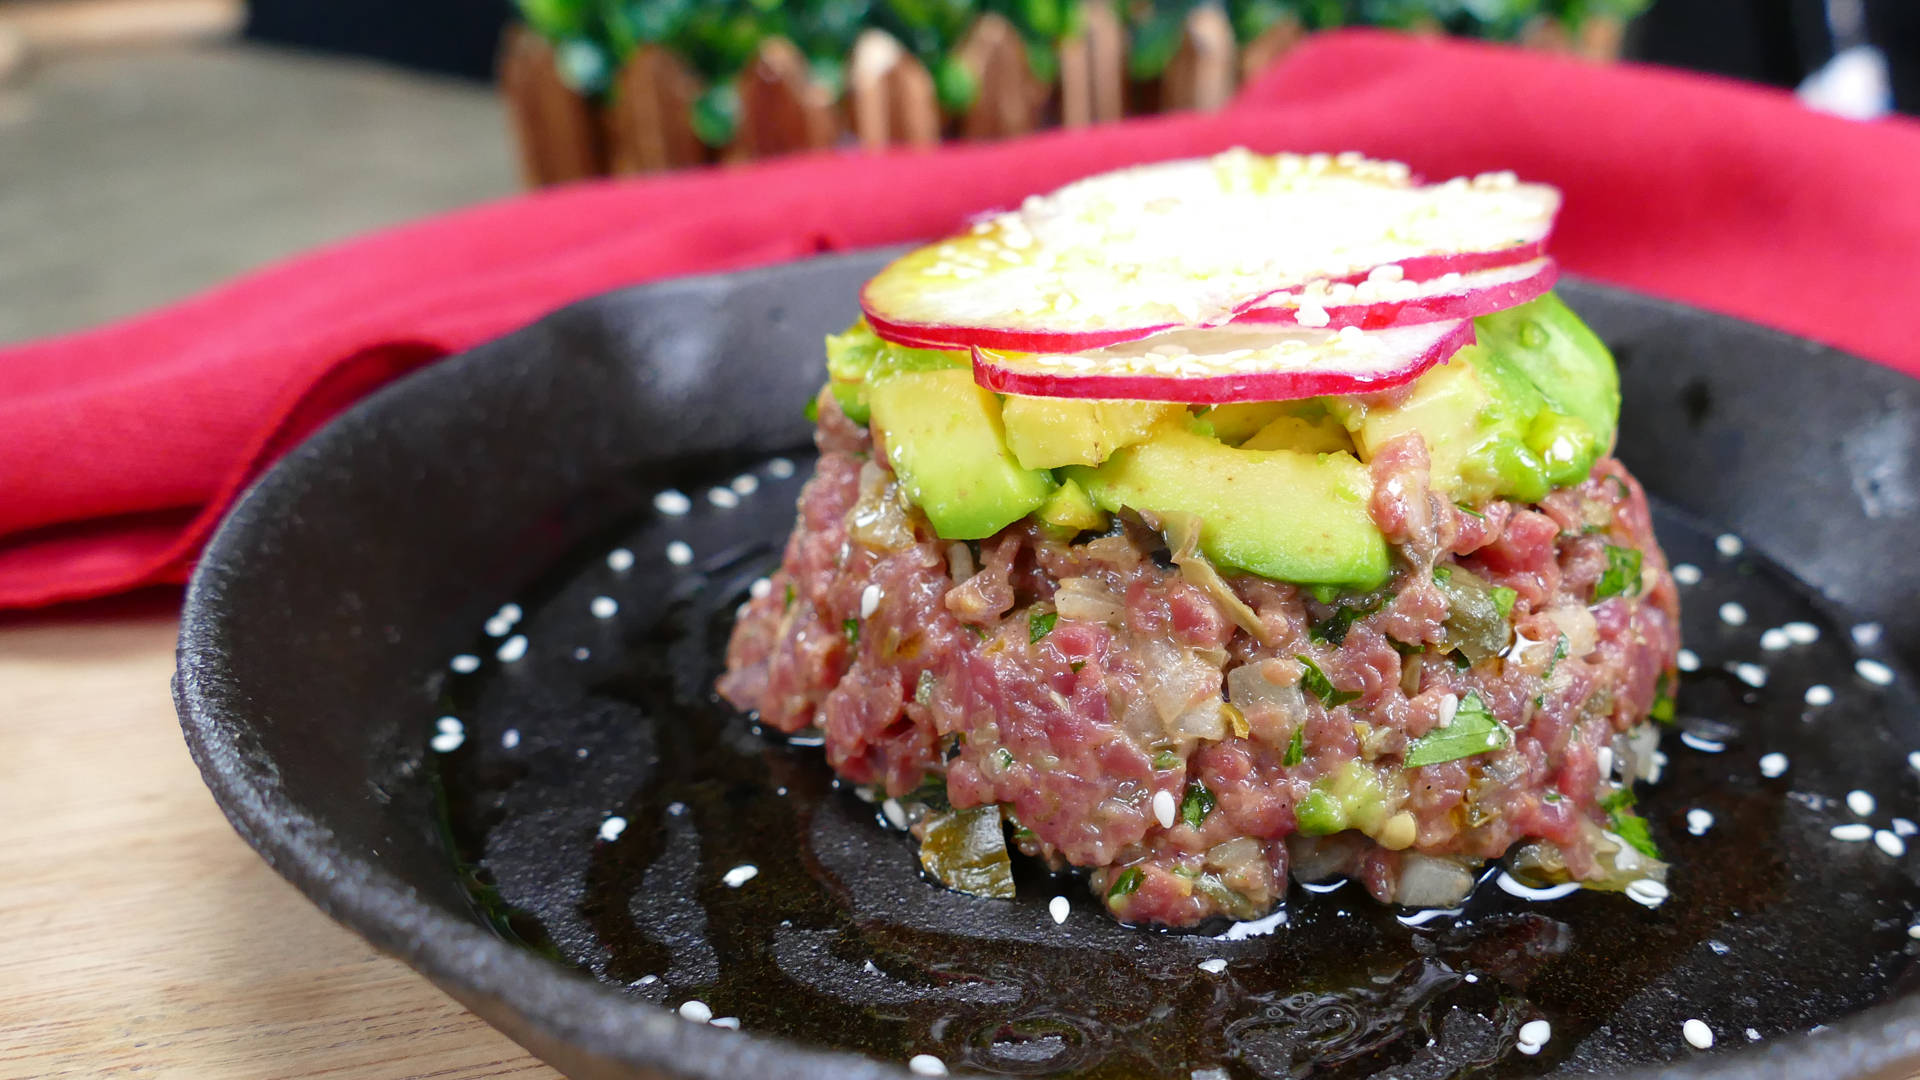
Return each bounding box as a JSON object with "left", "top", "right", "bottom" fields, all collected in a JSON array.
[
  {"left": 861, "top": 150, "right": 1559, "bottom": 352},
  {"left": 973, "top": 320, "right": 1476, "bottom": 405},
  {"left": 1238, "top": 258, "right": 1559, "bottom": 330}
]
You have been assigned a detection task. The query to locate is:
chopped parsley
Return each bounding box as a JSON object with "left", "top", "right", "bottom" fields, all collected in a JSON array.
[
  {"left": 1296, "top": 655, "right": 1361, "bottom": 707},
  {"left": 783, "top": 582, "right": 796, "bottom": 610},
  {"left": 1107, "top": 866, "right": 1143, "bottom": 899},
  {"left": 1152, "top": 749, "right": 1180, "bottom": 771},
  {"left": 803, "top": 395, "right": 820, "bottom": 423},
  {"left": 1309, "top": 596, "right": 1383, "bottom": 647},
  {"left": 1180, "top": 781, "right": 1216, "bottom": 829},
  {"left": 1283, "top": 725, "right": 1305, "bottom": 767},
  {"left": 1490, "top": 586, "right": 1518, "bottom": 619},
  {"left": 1593, "top": 545, "right": 1644, "bottom": 601},
  {"left": 1029, "top": 609, "right": 1057, "bottom": 644},
  {"left": 994, "top": 748, "right": 1015, "bottom": 770},
  {"left": 1432, "top": 565, "right": 1454, "bottom": 584},
  {"left": 1535, "top": 634, "right": 1571, "bottom": 707},
  {"left": 1598, "top": 785, "right": 1661, "bottom": 857},
  {"left": 1070, "top": 660, "right": 1085, "bottom": 673},
  {"left": 1403, "top": 691, "right": 1509, "bottom": 767},
  {"left": 1455, "top": 501, "right": 1487, "bottom": 520},
  {"left": 1650, "top": 670, "right": 1676, "bottom": 724},
  {"left": 842, "top": 618, "right": 860, "bottom": 646},
  {"left": 964, "top": 623, "right": 986, "bottom": 640}
]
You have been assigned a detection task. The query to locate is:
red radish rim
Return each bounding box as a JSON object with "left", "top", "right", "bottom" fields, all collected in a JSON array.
[
  {"left": 1236, "top": 259, "right": 1559, "bottom": 331},
  {"left": 863, "top": 308, "right": 1179, "bottom": 354},
  {"left": 972, "top": 320, "right": 1477, "bottom": 405}
]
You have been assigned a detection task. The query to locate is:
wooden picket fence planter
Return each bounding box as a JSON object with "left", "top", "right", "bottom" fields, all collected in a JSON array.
[{"left": 501, "top": 10, "right": 1620, "bottom": 187}]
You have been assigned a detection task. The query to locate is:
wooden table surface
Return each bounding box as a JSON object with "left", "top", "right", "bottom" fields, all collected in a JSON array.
[{"left": 0, "top": 599, "right": 564, "bottom": 1080}]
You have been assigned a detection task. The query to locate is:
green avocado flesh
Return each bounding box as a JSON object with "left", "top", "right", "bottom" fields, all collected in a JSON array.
[
  {"left": 827, "top": 294, "right": 1619, "bottom": 586},
  {"left": 867, "top": 369, "right": 1056, "bottom": 540}
]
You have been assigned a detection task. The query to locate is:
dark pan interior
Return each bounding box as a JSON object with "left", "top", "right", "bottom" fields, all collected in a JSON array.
[{"left": 177, "top": 250, "right": 1920, "bottom": 1080}]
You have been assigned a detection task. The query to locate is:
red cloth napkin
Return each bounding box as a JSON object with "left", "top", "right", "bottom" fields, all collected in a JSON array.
[{"left": 5, "top": 29, "right": 1919, "bottom": 611}]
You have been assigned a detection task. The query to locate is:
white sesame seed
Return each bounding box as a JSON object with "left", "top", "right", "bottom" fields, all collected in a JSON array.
[
  {"left": 1759, "top": 752, "right": 1789, "bottom": 778},
  {"left": 731, "top": 474, "right": 759, "bottom": 496},
  {"left": 1895, "top": 818, "right": 1917, "bottom": 837},
  {"left": 436, "top": 716, "right": 463, "bottom": 735},
  {"left": 654, "top": 490, "right": 692, "bottom": 516},
  {"left": 1679, "top": 731, "right": 1725, "bottom": 753},
  {"left": 1671, "top": 563, "right": 1702, "bottom": 586},
  {"left": 1198, "top": 958, "right": 1228, "bottom": 975},
  {"left": 502, "top": 728, "right": 521, "bottom": 749},
  {"left": 1050, "top": 895, "right": 1070, "bottom": 924},
  {"left": 1437, "top": 692, "right": 1459, "bottom": 729},
  {"left": 1596, "top": 747, "right": 1615, "bottom": 783},
  {"left": 881, "top": 798, "right": 908, "bottom": 830},
  {"left": 1876, "top": 830, "right": 1905, "bottom": 857},
  {"left": 607, "top": 548, "right": 636, "bottom": 572},
  {"left": 633, "top": 974, "right": 658, "bottom": 987},
  {"left": 1708, "top": 940, "right": 1730, "bottom": 955},
  {"left": 1783, "top": 621, "right": 1820, "bottom": 645},
  {"left": 599, "top": 816, "right": 628, "bottom": 842},
  {"left": 1857, "top": 658, "right": 1895, "bottom": 686},
  {"left": 496, "top": 635, "right": 529, "bottom": 663},
  {"left": 1910, "top": 751, "right": 1920, "bottom": 775},
  {"left": 678, "top": 1000, "right": 712, "bottom": 1023},
  {"left": 708, "top": 487, "right": 740, "bottom": 509},
  {"left": 430, "top": 730, "right": 464, "bottom": 753},
  {"left": 1515, "top": 1041, "right": 1542, "bottom": 1057},
  {"left": 1745, "top": 1027, "right": 1761, "bottom": 1042},
  {"left": 1153, "top": 789, "right": 1177, "bottom": 829},
  {"left": 1687, "top": 808, "right": 1714, "bottom": 836},
  {"left": 709, "top": 1016, "right": 741, "bottom": 1030},
  {"left": 667, "top": 801, "right": 685, "bottom": 815},
  {"left": 451, "top": 653, "right": 481, "bottom": 674},
  {"left": 722, "top": 864, "right": 759, "bottom": 888},
  {"left": 666, "top": 541, "right": 694, "bottom": 567},
  {"left": 1734, "top": 662, "right": 1768, "bottom": 688},
  {"left": 1909, "top": 924, "right": 1920, "bottom": 940},
  {"left": 1715, "top": 534, "right": 1743, "bottom": 558},
  {"left": 1853, "top": 622, "right": 1883, "bottom": 648},
  {"left": 1518, "top": 1019, "right": 1552, "bottom": 1051},
  {"left": 1759, "top": 628, "right": 1791, "bottom": 652},
  {"left": 1626, "top": 879, "right": 1669, "bottom": 907},
  {"left": 908, "top": 1054, "right": 948, "bottom": 1076},
  {"left": 1848, "top": 790, "right": 1877, "bottom": 816},
  {"left": 1648, "top": 750, "right": 1668, "bottom": 784},
  {"left": 1683, "top": 1019, "right": 1714, "bottom": 1049},
  {"left": 590, "top": 596, "right": 618, "bottom": 619},
  {"left": 1677, "top": 648, "right": 1700, "bottom": 672},
  {"left": 1830, "top": 823, "right": 1873, "bottom": 842},
  {"left": 768, "top": 457, "right": 796, "bottom": 478},
  {"left": 749, "top": 577, "right": 773, "bottom": 600},
  {"left": 1719, "top": 602, "right": 1748, "bottom": 627},
  {"left": 860, "top": 584, "right": 881, "bottom": 619},
  {"left": 1805, "top": 684, "right": 1834, "bottom": 707},
  {"left": 485, "top": 615, "right": 513, "bottom": 637}
]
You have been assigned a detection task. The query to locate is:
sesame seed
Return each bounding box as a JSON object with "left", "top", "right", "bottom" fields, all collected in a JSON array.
[
  {"left": 678, "top": 1000, "right": 712, "bottom": 1023},
  {"left": 1909, "top": 924, "right": 1920, "bottom": 940},
  {"left": 1759, "top": 628, "right": 1791, "bottom": 652},
  {"left": 1517, "top": 1019, "right": 1551, "bottom": 1051},
  {"left": 768, "top": 457, "right": 796, "bottom": 478},
  {"left": 430, "top": 730, "right": 464, "bottom": 753},
  {"left": 1830, "top": 823, "right": 1873, "bottom": 842},
  {"left": 1733, "top": 662, "right": 1768, "bottom": 688},
  {"left": 731, "top": 474, "right": 759, "bottom": 496},
  {"left": 1715, "top": 534, "right": 1743, "bottom": 558},
  {"left": 710, "top": 1017, "right": 741, "bottom": 1030},
  {"left": 1153, "top": 789, "right": 1177, "bottom": 829},
  {"left": 860, "top": 584, "right": 881, "bottom": 619},
  {"left": 1708, "top": 940, "right": 1730, "bottom": 955},
  {"left": 666, "top": 541, "right": 694, "bottom": 566},
  {"left": 502, "top": 728, "right": 521, "bottom": 749},
  {"left": 1648, "top": 750, "right": 1668, "bottom": 784},
  {"left": 1852, "top": 622, "right": 1883, "bottom": 648},
  {"left": 633, "top": 974, "right": 658, "bottom": 986},
  {"left": 653, "top": 490, "right": 692, "bottom": 516},
  {"left": 1671, "top": 563, "right": 1702, "bottom": 586},
  {"left": 722, "top": 864, "right": 759, "bottom": 888},
  {"left": 1894, "top": 818, "right": 1917, "bottom": 837},
  {"left": 749, "top": 577, "right": 773, "bottom": 600},
  {"left": 1857, "top": 658, "right": 1895, "bottom": 686},
  {"left": 1848, "top": 789, "right": 1877, "bottom": 816},
  {"left": 436, "top": 716, "right": 463, "bottom": 735},
  {"left": 451, "top": 654, "right": 481, "bottom": 674},
  {"left": 607, "top": 548, "right": 636, "bottom": 572},
  {"left": 1198, "top": 958, "right": 1228, "bottom": 975},
  {"left": 496, "top": 635, "right": 529, "bottom": 663},
  {"left": 1759, "top": 752, "right": 1789, "bottom": 778},
  {"left": 1679, "top": 731, "right": 1725, "bottom": 753},
  {"left": 1677, "top": 648, "right": 1700, "bottom": 672},
  {"left": 1687, "top": 808, "right": 1714, "bottom": 836},
  {"left": 1597, "top": 747, "right": 1615, "bottom": 781},
  {"left": 1805, "top": 684, "right": 1834, "bottom": 707},
  {"left": 1683, "top": 1019, "right": 1714, "bottom": 1049},
  {"left": 599, "top": 816, "right": 628, "bottom": 842},
  {"left": 1783, "top": 621, "right": 1819, "bottom": 645},
  {"left": 1745, "top": 1028, "right": 1761, "bottom": 1041},
  {"left": 1876, "top": 830, "right": 1905, "bottom": 857},
  {"left": 1910, "top": 751, "right": 1920, "bottom": 775},
  {"left": 1718, "top": 602, "right": 1748, "bottom": 627},
  {"left": 881, "top": 798, "right": 908, "bottom": 830},
  {"left": 708, "top": 487, "right": 740, "bottom": 509},
  {"left": 1437, "top": 692, "right": 1459, "bottom": 729},
  {"left": 1625, "top": 879, "right": 1669, "bottom": 907},
  {"left": 1050, "top": 895, "right": 1070, "bottom": 924},
  {"left": 590, "top": 596, "right": 618, "bottom": 619},
  {"left": 908, "top": 1054, "right": 948, "bottom": 1076},
  {"left": 485, "top": 615, "right": 512, "bottom": 637}
]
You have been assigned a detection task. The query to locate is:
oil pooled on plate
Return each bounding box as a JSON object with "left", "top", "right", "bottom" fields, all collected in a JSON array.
[{"left": 430, "top": 453, "right": 1920, "bottom": 1079}]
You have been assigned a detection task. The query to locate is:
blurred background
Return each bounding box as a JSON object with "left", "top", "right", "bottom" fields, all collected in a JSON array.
[{"left": 0, "top": 0, "right": 1912, "bottom": 345}]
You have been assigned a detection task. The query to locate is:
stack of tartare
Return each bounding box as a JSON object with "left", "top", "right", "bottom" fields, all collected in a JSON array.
[{"left": 720, "top": 150, "right": 1681, "bottom": 927}]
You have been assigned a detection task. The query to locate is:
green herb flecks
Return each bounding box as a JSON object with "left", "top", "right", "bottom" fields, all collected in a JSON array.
[
  {"left": 1107, "top": 866, "right": 1143, "bottom": 900},
  {"left": 1029, "top": 609, "right": 1057, "bottom": 644},
  {"left": 1650, "top": 670, "right": 1676, "bottom": 724},
  {"left": 1490, "top": 586, "right": 1518, "bottom": 619},
  {"left": 1594, "top": 545, "right": 1643, "bottom": 601},
  {"left": 1180, "top": 781, "right": 1216, "bottom": 830},
  {"left": 1310, "top": 596, "right": 1383, "bottom": 647},
  {"left": 1152, "top": 749, "right": 1180, "bottom": 771},
  {"left": 1456, "top": 501, "right": 1487, "bottom": 520},
  {"left": 783, "top": 582, "right": 796, "bottom": 611},
  {"left": 1284, "top": 725, "right": 1306, "bottom": 767},
  {"left": 1403, "top": 691, "right": 1510, "bottom": 768},
  {"left": 843, "top": 618, "right": 860, "bottom": 646},
  {"left": 994, "top": 747, "right": 1015, "bottom": 770},
  {"left": 1296, "top": 655, "right": 1362, "bottom": 707}
]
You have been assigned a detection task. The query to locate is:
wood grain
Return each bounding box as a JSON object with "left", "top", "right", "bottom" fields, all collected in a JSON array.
[{"left": 0, "top": 608, "right": 562, "bottom": 1080}]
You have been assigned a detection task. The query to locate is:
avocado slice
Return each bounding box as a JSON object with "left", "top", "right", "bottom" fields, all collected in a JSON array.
[
  {"left": 825, "top": 319, "right": 965, "bottom": 424},
  {"left": 1034, "top": 477, "right": 1109, "bottom": 532},
  {"left": 867, "top": 368, "right": 1056, "bottom": 540},
  {"left": 1068, "top": 423, "right": 1389, "bottom": 589},
  {"left": 1000, "top": 395, "right": 1177, "bottom": 469},
  {"left": 1241, "top": 413, "right": 1356, "bottom": 455}
]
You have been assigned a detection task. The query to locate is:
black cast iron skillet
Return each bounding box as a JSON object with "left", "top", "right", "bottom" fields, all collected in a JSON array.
[{"left": 176, "top": 249, "right": 1920, "bottom": 1080}]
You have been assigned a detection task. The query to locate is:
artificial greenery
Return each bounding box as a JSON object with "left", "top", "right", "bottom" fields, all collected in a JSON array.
[{"left": 514, "top": 0, "right": 1650, "bottom": 144}]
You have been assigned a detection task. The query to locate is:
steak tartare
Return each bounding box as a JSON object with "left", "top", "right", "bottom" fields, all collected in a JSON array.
[{"left": 718, "top": 152, "right": 1680, "bottom": 927}]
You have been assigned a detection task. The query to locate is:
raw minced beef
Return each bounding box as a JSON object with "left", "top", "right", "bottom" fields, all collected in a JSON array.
[{"left": 718, "top": 393, "right": 1680, "bottom": 927}]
